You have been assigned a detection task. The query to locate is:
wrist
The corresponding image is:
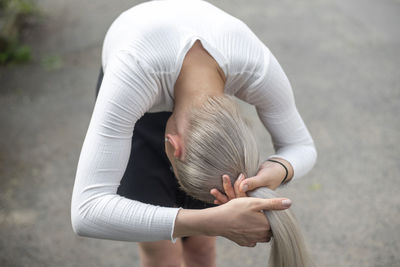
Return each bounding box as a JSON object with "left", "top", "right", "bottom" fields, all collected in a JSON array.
[
  {"left": 264, "top": 158, "right": 294, "bottom": 185},
  {"left": 172, "top": 207, "right": 217, "bottom": 238}
]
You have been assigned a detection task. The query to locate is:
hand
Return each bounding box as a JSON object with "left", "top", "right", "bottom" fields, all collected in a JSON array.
[
  {"left": 211, "top": 159, "right": 294, "bottom": 204},
  {"left": 208, "top": 197, "right": 292, "bottom": 247},
  {"left": 173, "top": 193, "right": 292, "bottom": 247},
  {"left": 210, "top": 173, "right": 247, "bottom": 205},
  {"left": 240, "top": 159, "right": 293, "bottom": 192}
]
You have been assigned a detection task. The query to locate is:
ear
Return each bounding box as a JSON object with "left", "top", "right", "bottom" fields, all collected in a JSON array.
[{"left": 166, "top": 134, "right": 183, "bottom": 159}]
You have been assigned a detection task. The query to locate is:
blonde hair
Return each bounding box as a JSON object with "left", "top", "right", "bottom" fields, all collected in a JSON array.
[{"left": 175, "top": 95, "right": 315, "bottom": 267}]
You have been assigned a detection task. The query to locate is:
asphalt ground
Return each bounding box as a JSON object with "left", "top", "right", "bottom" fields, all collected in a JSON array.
[{"left": 0, "top": 0, "right": 399, "bottom": 266}]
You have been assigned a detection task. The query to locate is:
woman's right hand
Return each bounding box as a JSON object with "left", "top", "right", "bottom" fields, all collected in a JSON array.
[
  {"left": 208, "top": 197, "right": 291, "bottom": 246},
  {"left": 173, "top": 196, "right": 291, "bottom": 247}
]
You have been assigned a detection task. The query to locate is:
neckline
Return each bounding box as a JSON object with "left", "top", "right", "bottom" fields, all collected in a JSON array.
[{"left": 173, "top": 36, "right": 228, "bottom": 89}]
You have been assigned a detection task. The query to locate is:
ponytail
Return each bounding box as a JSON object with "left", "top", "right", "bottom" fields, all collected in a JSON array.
[{"left": 249, "top": 187, "right": 316, "bottom": 267}]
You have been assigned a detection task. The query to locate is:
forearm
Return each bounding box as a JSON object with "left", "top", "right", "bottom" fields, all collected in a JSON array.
[
  {"left": 71, "top": 189, "right": 180, "bottom": 241},
  {"left": 173, "top": 197, "right": 292, "bottom": 247},
  {"left": 251, "top": 51, "right": 317, "bottom": 180},
  {"left": 268, "top": 143, "right": 317, "bottom": 180},
  {"left": 173, "top": 207, "right": 218, "bottom": 238}
]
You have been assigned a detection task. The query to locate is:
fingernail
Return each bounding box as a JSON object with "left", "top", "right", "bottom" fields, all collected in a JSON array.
[
  {"left": 282, "top": 199, "right": 292, "bottom": 208},
  {"left": 242, "top": 184, "right": 248, "bottom": 192},
  {"left": 223, "top": 176, "right": 227, "bottom": 183},
  {"left": 238, "top": 173, "right": 243, "bottom": 180}
]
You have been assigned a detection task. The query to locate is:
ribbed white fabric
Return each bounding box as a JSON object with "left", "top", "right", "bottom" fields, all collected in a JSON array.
[{"left": 71, "top": 0, "right": 316, "bottom": 242}]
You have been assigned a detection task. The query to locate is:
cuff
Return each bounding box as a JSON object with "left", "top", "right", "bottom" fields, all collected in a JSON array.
[{"left": 170, "top": 207, "right": 182, "bottom": 243}]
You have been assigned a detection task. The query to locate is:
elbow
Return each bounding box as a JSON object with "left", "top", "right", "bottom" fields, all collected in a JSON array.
[
  {"left": 71, "top": 194, "right": 84, "bottom": 236},
  {"left": 71, "top": 208, "right": 86, "bottom": 237},
  {"left": 291, "top": 142, "right": 318, "bottom": 179},
  {"left": 71, "top": 220, "right": 84, "bottom": 237},
  {"left": 310, "top": 142, "right": 318, "bottom": 167},
  {"left": 302, "top": 142, "right": 317, "bottom": 175},
  {"left": 71, "top": 200, "right": 94, "bottom": 238},
  {"left": 70, "top": 185, "right": 99, "bottom": 237}
]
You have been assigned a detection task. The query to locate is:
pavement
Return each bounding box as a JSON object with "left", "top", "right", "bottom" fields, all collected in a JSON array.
[{"left": 0, "top": 0, "right": 399, "bottom": 266}]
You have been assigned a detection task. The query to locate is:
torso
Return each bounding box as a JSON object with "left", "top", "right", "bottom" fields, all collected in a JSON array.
[{"left": 101, "top": 0, "right": 271, "bottom": 112}]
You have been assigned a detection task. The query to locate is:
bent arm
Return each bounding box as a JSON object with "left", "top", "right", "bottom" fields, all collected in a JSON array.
[
  {"left": 173, "top": 197, "right": 292, "bottom": 247},
  {"left": 238, "top": 51, "right": 317, "bottom": 180},
  {"left": 71, "top": 53, "right": 179, "bottom": 242}
]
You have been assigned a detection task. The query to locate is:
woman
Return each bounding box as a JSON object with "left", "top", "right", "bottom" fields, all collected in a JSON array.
[{"left": 71, "top": 1, "right": 317, "bottom": 266}]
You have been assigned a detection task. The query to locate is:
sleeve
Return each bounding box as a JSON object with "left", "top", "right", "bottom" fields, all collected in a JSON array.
[
  {"left": 70, "top": 51, "right": 180, "bottom": 242},
  {"left": 236, "top": 51, "right": 317, "bottom": 179}
]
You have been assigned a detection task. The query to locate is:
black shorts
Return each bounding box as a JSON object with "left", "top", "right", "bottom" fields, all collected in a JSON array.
[{"left": 96, "top": 68, "right": 214, "bottom": 209}]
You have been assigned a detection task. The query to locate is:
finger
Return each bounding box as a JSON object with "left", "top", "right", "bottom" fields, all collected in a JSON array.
[
  {"left": 233, "top": 173, "right": 243, "bottom": 192},
  {"left": 267, "top": 230, "right": 273, "bottom": 239},
  {"left": 234, "top": 173, "right": 247, "bottom": 197},
  {"left": 256, "top": 231, "right": 270, "bottom": 243},
  {"left": 210, "top": 189, "right": 228, "bottom": 204},
  {"left": 265, "top": 219, "right": 270, "bottom": 230},
  {"left": 259, "top": 236, "right": 272, "bottom": 243},
  {"left": 240, "top": 176, "right": 265, "bottom": 193},
  {"left": 213, "top": 199, "right": 223, "bottom": 205},
  {"left": 251, "top": 198, "right": 292, "bottom": 211},
  {"left": 249, "top": 243, "right": 257, "bottom": 247},
  {"left": 242, "top": 242, "right": 256, "bottom": 247},
  {"left": 257, "top": 236, "right": 271, "bottom": 243},
  {"left": 222, "top": 175, "right": 235, "bottom": 200}
]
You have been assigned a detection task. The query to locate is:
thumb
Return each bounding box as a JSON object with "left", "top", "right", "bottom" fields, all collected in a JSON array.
[
  {"left": 252, "top": 198, "right": 292, "bottom": 211},
  {"left": 240, "top": 176, "right": 264, "bottom": 193}
]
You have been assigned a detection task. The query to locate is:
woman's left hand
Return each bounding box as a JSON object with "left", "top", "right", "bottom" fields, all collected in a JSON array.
[
  {"left": 210, "top": 173, "right": 247, "bottom": 205},
  {"left": 210, "top": 159, "right": 293, "bottom": 204}
]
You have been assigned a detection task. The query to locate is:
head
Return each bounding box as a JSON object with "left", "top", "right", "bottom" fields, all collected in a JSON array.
[
  {"left": 165, "top": 96, "right": 316, "bottom": 267},
  {"left": 165, "top": 95, "right": 260, "bottom": 203}
]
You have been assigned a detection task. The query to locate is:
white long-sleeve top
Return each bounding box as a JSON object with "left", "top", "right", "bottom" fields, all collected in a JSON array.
[{"left": 71, "top": 0, "right": 316, "bottom": 242}]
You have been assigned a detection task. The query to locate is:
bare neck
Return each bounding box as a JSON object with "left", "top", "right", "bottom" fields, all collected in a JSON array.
[{"left": 169, "top": 41, "right": 226, "bottom": 136}]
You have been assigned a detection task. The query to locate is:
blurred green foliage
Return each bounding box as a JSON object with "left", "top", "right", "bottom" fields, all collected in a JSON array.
[
  {"left": 0, "top": 0, "right": 38, "bottom": 65},
  {"left": 0, "top": 0, "right": 37, "bottom": 14},
  {"left": 0, "top": 41, "right": 31, "bottom": 64}
]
